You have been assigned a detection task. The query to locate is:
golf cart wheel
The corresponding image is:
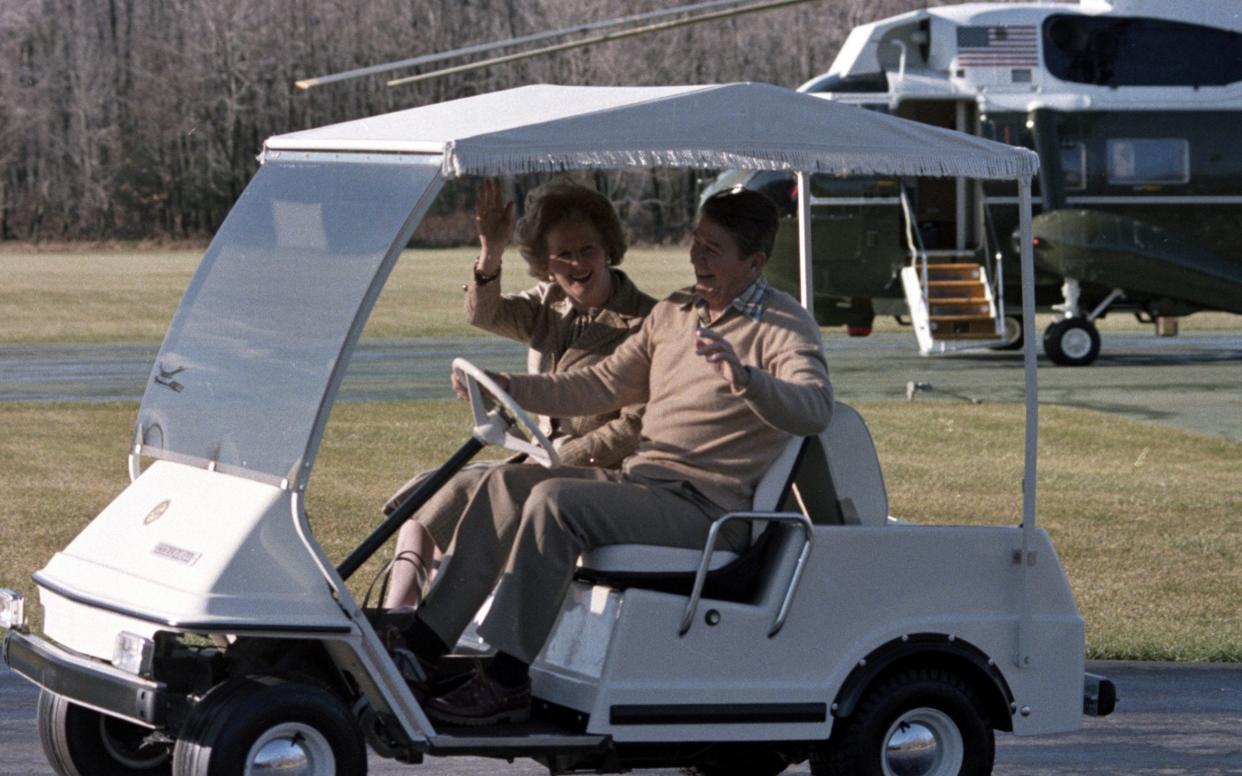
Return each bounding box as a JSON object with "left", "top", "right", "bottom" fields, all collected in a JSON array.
[
  {"left": 1043, "top": 317, "right": 1100, "bottom": 366},
  {"left": 172, "top": 677, "right": 366, "bottom": 776},
  {"left": 682, "top": 746, "right": 789, "bottom": 776},
  {"left": 37, "top": 689, "right": 172, "bottom": 776},
  {"left": 810, "top": 668, "right": 994, "bottom": 776}
]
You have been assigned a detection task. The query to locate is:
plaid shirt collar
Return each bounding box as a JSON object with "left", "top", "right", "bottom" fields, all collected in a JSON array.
[{"left": 689, "top": 276, "right": 772, "bottom": 324}]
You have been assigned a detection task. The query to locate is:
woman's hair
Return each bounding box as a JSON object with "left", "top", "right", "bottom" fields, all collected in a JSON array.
[
  {"left": 514, "top": 180, "right": 627, "bottom": 278},
  {"left": 699, "top": 186, "right": 780, "bottom": 260}
]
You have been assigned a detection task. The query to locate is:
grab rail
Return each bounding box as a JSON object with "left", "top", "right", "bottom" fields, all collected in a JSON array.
[{"left": 678, "top": 511, "right": 814, "bottom": 638}]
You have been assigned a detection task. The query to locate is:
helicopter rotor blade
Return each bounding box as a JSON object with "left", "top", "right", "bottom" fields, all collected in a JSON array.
[
  {"left": 295, "top": 0, "right": 776, "bottom": 91},
  {"left": 386, "top": 0, "right": 821, "bottom": 89}
]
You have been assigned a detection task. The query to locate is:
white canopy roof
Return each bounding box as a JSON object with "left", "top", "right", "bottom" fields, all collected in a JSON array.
[{"left": 266, "top": 82, "right": 1038, "bottom": 181}]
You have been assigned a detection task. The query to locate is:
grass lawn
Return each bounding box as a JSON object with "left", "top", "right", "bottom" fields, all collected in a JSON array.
[
  {"left": 2, "top": 246, "right": 1239, "bottom": 343},
  {"left": 1, "top": 399, "right": 1238, "bottom": 661}
]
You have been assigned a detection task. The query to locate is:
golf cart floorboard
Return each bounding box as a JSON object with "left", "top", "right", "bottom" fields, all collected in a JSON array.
[{"left": 428, "top": 718, "right": 609, "bottom": 756}]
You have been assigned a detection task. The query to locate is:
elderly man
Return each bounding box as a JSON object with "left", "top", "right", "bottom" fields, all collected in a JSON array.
[{"left": 401, "top": 187, "right": 833, "bottom": 725}]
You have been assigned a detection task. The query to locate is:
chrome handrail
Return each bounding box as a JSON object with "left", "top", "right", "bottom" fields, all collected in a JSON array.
[{"left": 678, "top": 511, "right": 814, "bottom": 638}]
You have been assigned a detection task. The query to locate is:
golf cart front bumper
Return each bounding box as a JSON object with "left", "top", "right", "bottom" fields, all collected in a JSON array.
[
  {"left": 2, "top": 629, "right": 179, "bottom": 727},
  {"left": 1084, "top": 672, "right": 1116, "bottom": 717}
]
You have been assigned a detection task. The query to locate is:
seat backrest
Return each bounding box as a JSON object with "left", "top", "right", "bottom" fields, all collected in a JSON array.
[
  {"left": 783, "top": 402, "right": 888, "bottom": 526},
  {"left": 752, "top": 435, "right": 807, "bottom": 512}
]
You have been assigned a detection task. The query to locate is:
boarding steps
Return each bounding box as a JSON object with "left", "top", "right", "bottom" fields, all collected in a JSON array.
[{"left": 899, "top": 191, "right": 1006, "bottom": 355}]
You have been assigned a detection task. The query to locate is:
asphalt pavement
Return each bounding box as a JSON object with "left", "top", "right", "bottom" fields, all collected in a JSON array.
[
  {"left": 1, "top": 661, "right": 1239, "bottom": 775},
  {"left": 2, "top": 329, "right": 1241, "bottom": 441}
]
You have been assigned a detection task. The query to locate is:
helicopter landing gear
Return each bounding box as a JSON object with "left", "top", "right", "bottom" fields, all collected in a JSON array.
[
  {"left": 1043, "top": 317, "right": 1100, "bottom": 366},
  {"left": 1044, "top": 280, "right": 1123, "bottom": 367}
]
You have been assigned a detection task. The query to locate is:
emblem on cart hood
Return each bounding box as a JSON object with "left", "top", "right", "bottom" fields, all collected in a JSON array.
[{"left": 143, "top": 499, "right": 171, "bottom": 525}]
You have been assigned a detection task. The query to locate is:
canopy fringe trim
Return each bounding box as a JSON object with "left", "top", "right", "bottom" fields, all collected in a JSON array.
[{"left": 443, "top": 144, "right": 1039, "bottom": 180}]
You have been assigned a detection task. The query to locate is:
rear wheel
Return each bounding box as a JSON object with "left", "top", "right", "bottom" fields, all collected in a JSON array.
[
  {"left": 172, "top": 677, "right": 365, "bottom": 776},
  {"left": 811, "top": 668, "right": 994, "bottom": 776},
  {"left": 38, "top": 689, "right": 172, "bottom": 776},
  {"left": 989, "top": 315, "right": 1023, "bottom": 351}
]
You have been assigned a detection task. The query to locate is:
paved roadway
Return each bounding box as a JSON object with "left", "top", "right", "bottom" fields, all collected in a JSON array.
[
  {"left": 1, "top": 661, "right": 1239, "bottom": 775},
  {"left": 2, "top": 329, "right": 1240, "bottom": 441}
]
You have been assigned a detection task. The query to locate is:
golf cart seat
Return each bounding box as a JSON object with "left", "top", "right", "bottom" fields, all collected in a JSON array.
[{"left": 576, "top": 402, "right": 887, "bottom": 595}]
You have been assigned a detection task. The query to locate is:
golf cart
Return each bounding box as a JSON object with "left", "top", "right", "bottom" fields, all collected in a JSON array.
[{"left": 1, "top": 83, "right": 1114, "bottom": 775}]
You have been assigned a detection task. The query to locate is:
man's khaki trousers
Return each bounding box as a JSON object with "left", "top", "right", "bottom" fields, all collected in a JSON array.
[{"left": 417, "top": 462, "right": 746, "bottom": 663}]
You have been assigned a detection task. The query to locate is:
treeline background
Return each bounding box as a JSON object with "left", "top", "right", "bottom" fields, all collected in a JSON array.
[{"left": 2, "top": 0, "right": 953, "bottom": 244}]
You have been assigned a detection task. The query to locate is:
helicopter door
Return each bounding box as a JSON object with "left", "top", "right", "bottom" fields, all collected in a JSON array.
[{"left": 893, "top": 99, "right": 1004, "bottom": 352}]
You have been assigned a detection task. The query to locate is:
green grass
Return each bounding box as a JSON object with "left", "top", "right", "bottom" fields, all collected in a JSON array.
[
  {"left": 2, "top": 400, "right": 1238, "bottom": 661},
  {"left": 2, "top": 246, "right": 1237, "bottom": 343},
  {"left": 0, "top": 247, "right": 693, "bottom": 344}
]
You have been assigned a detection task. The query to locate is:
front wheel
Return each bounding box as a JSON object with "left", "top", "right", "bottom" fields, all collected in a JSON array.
[
  {"left": 1043, "top": 317, "right": 1100, "bottom": 366},
  {"left": 38, "top": 689, "right": 172, "bottom": 776},
  {"left": 172, "top": 677, "right": 366, "bottom": 776},
  {"left": 811, "top": 668, "right": 994, "bottom": 776}
]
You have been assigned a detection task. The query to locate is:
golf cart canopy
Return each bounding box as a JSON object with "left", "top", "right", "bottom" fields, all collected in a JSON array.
[{"left": 136, "top": 82, "right": 1039, "bottom": 491}]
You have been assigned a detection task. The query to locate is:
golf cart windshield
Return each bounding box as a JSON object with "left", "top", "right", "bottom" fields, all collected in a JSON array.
[{"left": 135, "top": 153, "right": 441, "bottom": 488}]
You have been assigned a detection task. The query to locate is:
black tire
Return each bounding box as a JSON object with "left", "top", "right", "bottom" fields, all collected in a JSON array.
[
  {"left": 682, "top": 746, "right": 789, "bottom": 776},
  {"left": 37, "top": 689, "right": 172, "bottom": 776},
  {"left": 1043, "top": 317, "right": 1100, "bottom": 366},
  {"left": 172, "top": 677, "right": 366, "bottom": 776},
  {"left": 811, "top": 668, "right": 994, "bottom": 776},
  {"left": 990, "top": 315, "right": 1024, "bottom": 351}
]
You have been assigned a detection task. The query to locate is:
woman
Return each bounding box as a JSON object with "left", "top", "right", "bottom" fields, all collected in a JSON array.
[{"left": 382, "top": 178, "right": 656, "bottom": 610}]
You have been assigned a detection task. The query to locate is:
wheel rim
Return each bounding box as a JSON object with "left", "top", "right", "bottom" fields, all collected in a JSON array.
[
  {"left": 1003, "top": 316, "right": 1021, "bottom": 345},
  {"left": 98, "top": 715, "right": 171, "bottom": 770},
  {"left": 881, "top": 706, "right": 964, "bottom": 776},
  {"left": 244, "top": 722, "right": 336, "bottom": 775},
  {"left": 1060, "top": 326, "right": 1094, "bottom": 359}
]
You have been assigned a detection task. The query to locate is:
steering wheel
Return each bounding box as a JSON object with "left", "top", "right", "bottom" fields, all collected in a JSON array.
[{"left": 451, "top": 358, "right": 561, "bottom": 468}]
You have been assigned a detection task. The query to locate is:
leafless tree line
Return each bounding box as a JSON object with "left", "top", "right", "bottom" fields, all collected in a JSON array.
[{"left": 0, "top": 0, "right": 945, "bottom": 243}]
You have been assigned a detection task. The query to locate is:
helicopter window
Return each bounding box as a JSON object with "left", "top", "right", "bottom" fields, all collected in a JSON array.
[
  {"left": 1059, "top": 143, "right": 1086, "bottom": 190},
  {"left": 1106, "top": 139, "right": 1189, "bottom": 185},
  {"left": 800, "top": 72, "right": 890, "bottom": 94},
  {"left": 1044, "top": 15, "right": 1242, "bottom": 87}
]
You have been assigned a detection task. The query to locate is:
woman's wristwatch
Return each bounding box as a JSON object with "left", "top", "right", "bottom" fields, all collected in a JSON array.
[{"left": 473, "top": 257, "right": 500, "bottom": 285}]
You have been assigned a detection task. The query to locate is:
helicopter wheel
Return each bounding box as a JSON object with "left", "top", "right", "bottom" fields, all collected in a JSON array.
[{"left": 1043, "top": 318, "right": 1100, "bottom": 366}]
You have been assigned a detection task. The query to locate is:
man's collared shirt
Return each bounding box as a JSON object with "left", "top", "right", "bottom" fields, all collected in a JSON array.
[{"left": 690, "top": 276, "right": 773, "bottom": 325}]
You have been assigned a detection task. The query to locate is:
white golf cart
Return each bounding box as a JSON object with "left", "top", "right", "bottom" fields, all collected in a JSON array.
[{"left": 1, "top": 83, "right": 1113, "bottom": 776}]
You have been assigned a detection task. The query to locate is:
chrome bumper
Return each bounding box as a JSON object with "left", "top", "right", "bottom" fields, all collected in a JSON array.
[
  {"left": 1084, "top": 672, "right": 1117, "bottom": 717},
  {"left": 2, "top": 630, "right": 175, "bottom": 727}
]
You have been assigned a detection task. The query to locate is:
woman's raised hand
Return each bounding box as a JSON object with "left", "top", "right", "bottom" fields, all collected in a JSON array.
[{"left": 475, "top": 179, "right": 516, "bottom": 274}]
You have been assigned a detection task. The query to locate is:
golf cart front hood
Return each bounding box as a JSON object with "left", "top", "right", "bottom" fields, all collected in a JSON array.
[{"left": 35, "top": 460, "right": 352, "bottom": 660}]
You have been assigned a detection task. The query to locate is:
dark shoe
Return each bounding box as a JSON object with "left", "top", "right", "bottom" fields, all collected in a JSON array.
[{"left": 424, "top": 669, "right": 531, "bottom": 726}]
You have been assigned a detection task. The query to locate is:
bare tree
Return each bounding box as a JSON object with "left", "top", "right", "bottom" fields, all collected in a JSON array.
[{"left": 0, "top": 0, "right": 972, "bottom": 242}]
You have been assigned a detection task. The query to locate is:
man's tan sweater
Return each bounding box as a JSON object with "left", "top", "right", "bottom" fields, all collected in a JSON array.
[{"left": 507, "top": 286, "right": 833, "bottom": 512}]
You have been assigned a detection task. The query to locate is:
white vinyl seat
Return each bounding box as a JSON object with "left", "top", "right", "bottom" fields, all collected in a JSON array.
[
  {"left": 579, "top": 434, "right": 806, "bottom": 577},
  {"left": 576, "top": 402, "right": 889, "bottom": 588}
]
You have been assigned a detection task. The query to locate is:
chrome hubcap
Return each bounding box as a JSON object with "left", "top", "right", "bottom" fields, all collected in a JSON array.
[
  {"left": 882, "top": 707, "right": 963, "bottom": 776},
  {"left": 245, "top": 723, "right": 335, "bottom": 775},
  {"left": 1061, "top": 327, "right": 1093, "bottom": 359}
]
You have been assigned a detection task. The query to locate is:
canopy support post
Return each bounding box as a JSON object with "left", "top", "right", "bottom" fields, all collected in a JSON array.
[
  {"left": 796, "top": 171, "right": 814, "bottom": 318},
  {"left": 1016, "top": 175, "right": 1038, "bottom": 670}
]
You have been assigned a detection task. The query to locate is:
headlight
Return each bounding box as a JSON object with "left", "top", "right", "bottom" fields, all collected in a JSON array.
[
  {"left": 0, "top": 589, "right": 24, "bottom": 631},
  {"left": 112, "top": 632, "right": 155, "bottom": 676}
]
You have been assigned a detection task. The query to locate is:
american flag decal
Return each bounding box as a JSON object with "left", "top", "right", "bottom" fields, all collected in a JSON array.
[{"left": 956, "top": 25, "right": 1039, "bottom": 67}]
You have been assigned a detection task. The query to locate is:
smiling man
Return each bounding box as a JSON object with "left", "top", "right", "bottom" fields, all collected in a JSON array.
[{"left": 399, "top": 186, "right": 833, "bottom": 726}]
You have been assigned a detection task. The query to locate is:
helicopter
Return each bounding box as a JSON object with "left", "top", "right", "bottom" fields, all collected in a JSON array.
[
  {"left": 297, "top": 0, "right": 1242, "bottom": 366},
  {"left": 710, "top": 0, "right": 1242, "bottom": 365}
]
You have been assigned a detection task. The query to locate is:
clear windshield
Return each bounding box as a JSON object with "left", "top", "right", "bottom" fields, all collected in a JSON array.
[{"left": 136, "top": 154, "right": 442, "bottom": 488}]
